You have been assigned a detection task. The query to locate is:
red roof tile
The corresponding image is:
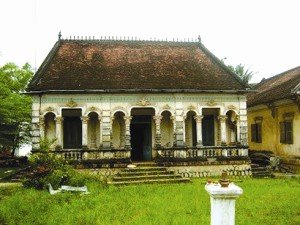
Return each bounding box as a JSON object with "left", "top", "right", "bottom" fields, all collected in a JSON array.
[
  {"left": 27, "top": 40, "right": 248, "bottom": 92},
  {"left": 247, "top": 66, "right": 300, "bottom": 107}
]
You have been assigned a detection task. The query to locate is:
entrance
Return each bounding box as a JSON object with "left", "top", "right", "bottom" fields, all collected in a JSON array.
[
  {"left": 202, "top": 115, "right": 215, "bottom": 146},
  {"left": 130, "top": 115, "right": 152, "bottom": 161},
  {"left": 62, "top": 109, "right": 82, "bottom": 149}
]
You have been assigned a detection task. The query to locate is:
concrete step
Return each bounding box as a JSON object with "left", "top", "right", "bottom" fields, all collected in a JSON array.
[
  {"left": 108, "top": 178, "right": 190, "bottom": 186},
  {"left": 113, "top": 174, "right": 181, "bottom": 181},
  {"left": 132, "top": 162, "right": 159, "bottom": 167},
  {"left": 117, "top": 170, "right": 174, "bottom": 177},
  {"left": 123, "top": 167, "right": 167, "bottom": 172}
]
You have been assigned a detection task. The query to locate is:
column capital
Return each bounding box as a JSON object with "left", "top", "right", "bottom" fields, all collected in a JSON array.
[
  {"left": 39, "top": 116, "right": 45, "bottom": 126},
  {"left": 81, "top": 116, "right": 89, "bottom": 124},
  {"left": 153, "top": 115, "right": 163, "bottom": 123},
  {"left": 55, "top": 116, "right": 64, "bottom": 124},
  {"left": 234, "top": 115, "right": 240, "bottom": 121},
  {"left": 218, "top": 115, "right": 228, "bottom": 122},
  {"left": 194, "top": 115, "right": 204, "bottom": 122},
  {"left": 110, "top": 116, "right": 115, "bottom": 123},
  {"left": 123, "top": 116, "right": 132, "bottom": 121}
]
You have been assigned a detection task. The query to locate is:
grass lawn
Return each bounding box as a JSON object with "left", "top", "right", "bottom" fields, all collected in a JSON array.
[{"left": 0, "top": 178, "right": 299, "bottom": 225}]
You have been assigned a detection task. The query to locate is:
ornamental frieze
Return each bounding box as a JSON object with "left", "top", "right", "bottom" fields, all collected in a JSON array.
[{"left": 66, "top": 99, "right": 78, "bottom": 107}]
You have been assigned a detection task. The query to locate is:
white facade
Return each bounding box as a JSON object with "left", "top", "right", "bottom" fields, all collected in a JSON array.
[{"left": 31, "top": 92, "right": 248, "bottom": 161}]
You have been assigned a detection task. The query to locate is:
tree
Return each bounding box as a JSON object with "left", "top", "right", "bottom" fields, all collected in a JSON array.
[
  {"left": 0, "top": 63, "right": 33, "bottom": 156},
  {"left": 221, "top": 58, "right": 254, "bottom": 84}
]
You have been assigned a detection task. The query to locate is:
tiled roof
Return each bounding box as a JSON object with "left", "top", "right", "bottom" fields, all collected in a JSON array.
[
  {"left": 247, "top": 66, "right": 300, "bottom": 107},
  {"left": 27, "top": 39, "right": 248, "bottom": 93}
]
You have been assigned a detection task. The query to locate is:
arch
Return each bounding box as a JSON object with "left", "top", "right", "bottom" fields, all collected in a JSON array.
[
  {"left": 161, "top": 111, "right": 174, "bottom": 147},
  {"left": 226, "top": 110, "right": 238, "bottom": 145},
  {"left": 44, "top": 112, "right": 56, "bottom": 147},
  {"left": 111, "top": 106, "right": 128, "bottom": 117},
  {"left": 85, "top": 110, "right": 101, "bottom": 117},
  {"left": 160, "top": 109, "right": 174, "bottom": 116},
  {"left": 42, "top": 109, "right": 58, "bottom": 117},
  {"left": 185, "top": 111, "right": 197, "bottom": 147},
  {"left": 87, "top": 112, "right": 100, "bottom": 149},
  {"left": 112, "top": 111, "right": 126, "bottom": 148}
]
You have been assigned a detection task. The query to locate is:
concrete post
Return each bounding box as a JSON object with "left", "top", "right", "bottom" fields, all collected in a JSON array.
[
  {"left": 81, "top": 116, "right": 89, "bottom": 149},
  {"left": 153, "top": 115, "right": 162, "bottom": 148},
  {"left": 55, "top": 116, "right": 63, "bottom": 147},
  {"left": 194, "top": 115, "right": 204, "bottom": 147},
  {"left": 39, "top": 116, "right": 45, "bottom": 139},
  {"left": 170, "top": 116, "right": 176, "bottom": 147},
  {"left": 124, "top": 116, "right": 132, "bottom": 150},
  {"left": 205, "top": 173, "right": 243, "bottom": 225},
  {"left": 235, "top": 115, "right": 241, "bottom": 144},
  {"left": 218, "top": 115, "right": 228, "bottom": 146}
]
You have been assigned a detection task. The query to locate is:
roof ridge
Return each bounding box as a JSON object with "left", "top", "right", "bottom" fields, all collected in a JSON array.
[
  {"left": 257, "top": 65, "right": 300, "bottom": 87},
  {"left": 59, "top": 35, "right": 202, "bottom": 44}
]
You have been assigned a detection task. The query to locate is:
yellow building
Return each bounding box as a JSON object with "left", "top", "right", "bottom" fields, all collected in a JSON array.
[{"left": 247, "top": 66, "right": 300, "bottom": 162}]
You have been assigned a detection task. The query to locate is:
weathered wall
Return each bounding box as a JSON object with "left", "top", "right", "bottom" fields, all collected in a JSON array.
[
  {"left": 31, "top": 93, "right": 248, "bottom": 151},
  {"left": 248, "top": 101, "right": 300, "bottom": 156}
]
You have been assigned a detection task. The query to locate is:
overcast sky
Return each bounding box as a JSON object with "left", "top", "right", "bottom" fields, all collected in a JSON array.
[{"left": 0, "top": 0, "right": 299, "bottom": 83}]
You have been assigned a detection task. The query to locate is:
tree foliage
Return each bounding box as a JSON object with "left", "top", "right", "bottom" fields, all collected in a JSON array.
[
  {"left": 227, "top": 64, "right": 254, "bottom": 84},
  {"left": 0, "top": 63, "right": 33, "bottom": 155}
]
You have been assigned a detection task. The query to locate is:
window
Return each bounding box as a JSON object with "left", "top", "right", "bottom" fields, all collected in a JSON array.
[
  {"left": 251, "top": 117, "right": 262, "bottom": 143},
  {"left": 280, "top": 113, "right": 294, "bottom": 144}
]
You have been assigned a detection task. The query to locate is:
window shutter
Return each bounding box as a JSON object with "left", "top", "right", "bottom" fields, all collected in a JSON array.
[
  {"left": 285, "top": 121, "right": 293, "bottom": 144},
  {"left": 280, "top": 122, "right": 285, "bottom": 143},
  {"left": 257, "top": 123, "right": 262, "bottom": 143},
  {"left": 251, "top": 124, "right": 257, "bottom": 142}
]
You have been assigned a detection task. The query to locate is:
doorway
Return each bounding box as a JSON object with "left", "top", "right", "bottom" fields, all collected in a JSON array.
[
  {"left": 130, "top": 116, "right": 152, "bottom": 161},
  {"left": 62, "top": 109, "right": 82, "bottom": 149},
  {"left": 202, "top": 115, "right": 215, "bottom": 146}
]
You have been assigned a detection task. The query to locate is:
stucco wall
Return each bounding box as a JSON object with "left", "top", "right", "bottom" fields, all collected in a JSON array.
[{"left": 248, "top": 101, "right": 300, "bottom": 156}]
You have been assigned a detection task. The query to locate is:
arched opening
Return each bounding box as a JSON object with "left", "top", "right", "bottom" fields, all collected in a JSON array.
[
  {"left": 112, "top": 111, "right": 125, "bottom": 149},
  {"left": 161, "top": 111, "right": 173, "bottom": 148},
  {"left": 185, "top": 111, "right": 197, "bottom": 147},
  {"left": 130, "top": 108, "right": 155, "bottom": 161},
  {"left": 226, "top": 110, "right": 237, "bottom": 145},
  {"left": 87, "top": 112, "right": 100, "bottom": 149},
  {"left": 44, "top": 112, "right": 56, "bottom": 147}
]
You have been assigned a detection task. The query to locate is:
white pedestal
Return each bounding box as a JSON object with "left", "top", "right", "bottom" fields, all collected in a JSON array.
[{"left": 205, "top": 183, "right": 243, "bottom": 225}]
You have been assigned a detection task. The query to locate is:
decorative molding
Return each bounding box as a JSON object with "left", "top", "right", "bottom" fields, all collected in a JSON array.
[
  {"left": 187, "top": 105, "right": 196, "bottom": 111},
  {"left": 254, "top": 116, "right": 263, "bottom": 123},
  {"left": 136, "top": 98, "right": 151, "bottom": 106},
  {"left": 45, "top": 106, "right": 54, "bottom": 112},
  {"left": 206, "top": 99, "right": 217, "bottom": 106},
  {"left": 194, "top": 115, "right": 204, "bottom": 123},
  {"left": 162, "top": 104, "right": 171, "bottom": 110},
  {"left": 89, "top": 106, "right": 97, "bottom": 112},
  {"left": 283, "top": 112, "right": 294, "bottom": 120},
  {"left": 266, "top": 103, "right": 276, "bottom": 118},
  {"left": 66, "top": 98, "right": 78, "bottom": 108},
  {"left": 218, "top": 115, "right": 228, "bottom": 122},
  {"left": 227, "top": 105, "right": 236, "bottom": 110}
]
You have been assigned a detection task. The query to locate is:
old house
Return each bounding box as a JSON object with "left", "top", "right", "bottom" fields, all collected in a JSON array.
[
  {"left": 247, "top": 66, "right": 300, "bottom": 170},
  {"left": 26, "top": 36, "right": 251, "bottom": 177}
]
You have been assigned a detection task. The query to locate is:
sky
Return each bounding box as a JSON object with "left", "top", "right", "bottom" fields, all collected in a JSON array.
[{"left": 0, "top": 0, "right": 299, "bottom": 83}]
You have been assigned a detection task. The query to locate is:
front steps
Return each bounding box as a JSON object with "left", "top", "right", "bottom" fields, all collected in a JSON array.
[
  {"left": 251, "top": 163, "right": 273, "bottom": 178},
  {"left": 108, "top": 162, "right": 190, "bottom": 185}
]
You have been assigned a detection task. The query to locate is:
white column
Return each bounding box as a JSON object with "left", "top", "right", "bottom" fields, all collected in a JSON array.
[
  {"left": 124, "top": 116, "right": 132, "bottom": 149},
  {"left": 55, "top": 116, "right": 63, "bottom": 147},
  {"left": 194, "top": 115, "right": 204, "bottom": 147},
  {"left": 218, "top": 115, "right": 228, "bottom": 146},
  {"left": 183, "top": 116, "right": 186, "bottom": 146},
  {"left": 39, "top": 116, "right": 45, "bottom": 139},
  {"left": 153, "top": 115, "right": 162, "bottom": 148},
  {"left": 99, "top": 116, "right": 103, "bottom": 148},
  {"left": 81, "top": 116, "right": 89, "bottom": 149},
  {"left": 205, "top": 173, "right": 243, "bottom": 225},
  {"left": 170, "top": 116, "right": 176, "bottom": 147},
  {"left": 236, "top": 116, "right": 241, "bottom": 144}
]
